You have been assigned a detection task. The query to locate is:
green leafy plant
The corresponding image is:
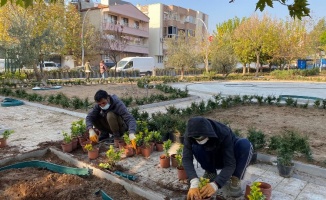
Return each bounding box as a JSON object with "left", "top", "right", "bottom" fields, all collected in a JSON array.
[
  {"left": 70, "top": 119, "right": 86, "bottom": 138},
  {"left": 123, "top": 133, "right": 131, "bottom": 145},
  {"left": 247, "top": 127, "right": 266, "bottom": 151},
  {"left": 247, "top": 182, "right": 266, "bottom": 200},
  {"left": 2, "top": 130, "right": 14, "bottom": 139},
  {"left": 143, "top": 135, "right": 151, "bottom": 148},
  {"left": 84, "top": 143, "right": 93, "bottom": 151},
  {"left": 135, "top": 132, "right": 143, "bottom": 147},
  {"left": 153, "top": 131, "right": 162, "bottom": 143},
  {"left": 198, "top": 177, "right": 210, "bottom": 190},
  {"left": 62, "top": 131, "right": 72, "bottom": 143},
  {"left": 175, "top": 154, "right": 183, "bottom": 168},
  {"left": 99, "top": 145, "right": 123, "bottom": 170},
  {"left": 163, "top": 139, "right": 172, "bottom": 157}
]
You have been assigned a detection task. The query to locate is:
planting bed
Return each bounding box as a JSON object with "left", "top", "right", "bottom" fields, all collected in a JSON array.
[{"left": 0, "top": 149, "right": 147, "bottom": 200}]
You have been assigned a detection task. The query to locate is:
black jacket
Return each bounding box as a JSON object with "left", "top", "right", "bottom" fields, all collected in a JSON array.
[
  {"left": 182, "top": 116, "right": 237, "bottom": 188},
  {"left": 86, "top": 94, "right": 136, "bottom": 133}
]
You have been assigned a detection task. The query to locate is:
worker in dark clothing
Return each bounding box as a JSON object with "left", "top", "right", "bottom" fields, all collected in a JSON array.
[
  {"left": 183, "top": 116, "right": 253, "bottom": 200},
  {"left": 86, "top": 90, "right": 137, "bottom": 148}
]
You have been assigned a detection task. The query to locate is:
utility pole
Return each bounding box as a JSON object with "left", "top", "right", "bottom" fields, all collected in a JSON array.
[{"left": 81, "top": 9, "right": 91, "bottom": 68}]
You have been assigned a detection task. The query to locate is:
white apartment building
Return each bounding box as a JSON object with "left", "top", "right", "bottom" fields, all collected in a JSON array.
[{"left": 137, "top": 3, "right": 209, "bottom": 68}]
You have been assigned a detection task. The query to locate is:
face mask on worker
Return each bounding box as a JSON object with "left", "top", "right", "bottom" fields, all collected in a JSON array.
[
  {"left": 100, "top": 103, "right": 110, "bottom": 110},
  {"left": 194, "top": 136, "right": 209, "bottom": 145}
]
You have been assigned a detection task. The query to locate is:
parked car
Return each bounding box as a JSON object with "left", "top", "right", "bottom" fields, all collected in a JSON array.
[{"left": 37, "top": 61, "right": 59, "bottom": 71}]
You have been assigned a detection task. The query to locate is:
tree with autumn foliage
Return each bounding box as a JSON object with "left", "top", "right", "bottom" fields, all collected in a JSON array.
[
  {"left": 233, "top": 14, "right": 279, "bottom": 76},
  {"left": 165, "top": 31, "right": 199, "bottom": 80}
]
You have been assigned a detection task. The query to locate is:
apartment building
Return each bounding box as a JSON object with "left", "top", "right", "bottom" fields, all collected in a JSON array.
[
  {"left": 137, "top": 3, "right": 209, "bottom": 68},
  {"left": 79, "top": 0, "right": 150, "bottom": 65}
]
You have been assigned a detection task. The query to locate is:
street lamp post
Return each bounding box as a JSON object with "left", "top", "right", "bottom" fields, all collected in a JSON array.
[
  {"left": 81, "top": 9, "right": 91, "bottom": 68},
  {"left": 196, "top": 17, "right": 209, "bottom": 73}
]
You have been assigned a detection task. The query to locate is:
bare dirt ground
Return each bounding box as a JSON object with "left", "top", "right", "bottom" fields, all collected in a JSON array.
[{"left": 0, "top": 151, "right": 145, "bottom": 200}]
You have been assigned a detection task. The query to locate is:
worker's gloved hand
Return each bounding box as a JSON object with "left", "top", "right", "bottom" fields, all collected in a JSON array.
[
  {"left": 200, "top": 182, "right": 218, "bottom": 199},
  {"left": 129, "top": 133, "right": 136, "bottom": 149},
  {"left": 89, "top": 128, "right": 98, "bottom": 143},
  {"left": 187, "top": 178, "right": 200, "bottom": 200}
]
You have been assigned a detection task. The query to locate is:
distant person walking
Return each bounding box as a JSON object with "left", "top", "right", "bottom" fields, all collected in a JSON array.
[
  {"left": 84, "top": 60, "right": 93, "bottom": 82},
  {"left": 99, "top": 60, "right": 107, "bottom": 82}
]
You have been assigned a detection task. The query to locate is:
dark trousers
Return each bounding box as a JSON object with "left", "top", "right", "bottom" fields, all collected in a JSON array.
[
  {"left": 92, "top": 112, "right": 127, "bottom": 139},
  {"left": 192, "top": 138, "right": 253, "bottom": 179}
]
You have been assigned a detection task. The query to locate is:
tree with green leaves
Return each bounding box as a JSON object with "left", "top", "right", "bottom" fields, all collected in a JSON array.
[
  {"left": 165, "top": 31, "right": 199, "bottom": 79},
  {"left": 233, "top": 14, "right": 278, "bottom": 76},
  {"left": 210, "top": 17, "right": 240, "bottom": 76},
  {"left": 229, "top": 0, "right": 310, "bottom": 20},
  {"left": 273, "top": 18, "right": 308, "bottom": 70}
]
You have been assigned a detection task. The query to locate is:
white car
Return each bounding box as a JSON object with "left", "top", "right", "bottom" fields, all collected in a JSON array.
[{"left": 38, "top": 61, "right": 59, "bottom": 71}]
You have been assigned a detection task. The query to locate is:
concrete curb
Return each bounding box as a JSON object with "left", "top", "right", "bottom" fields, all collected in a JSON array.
[
  {"left": 0, "top": 148, "right": 167, "bottom": 200},
  {"left": 49, "top": 148, "right": 167, "bottom": 200},
  {"left": 137, "top": 95, "right": 199, "bottom": 110},
  {"left": 258, "top": 153, "right": 326, "bottom": 179}
]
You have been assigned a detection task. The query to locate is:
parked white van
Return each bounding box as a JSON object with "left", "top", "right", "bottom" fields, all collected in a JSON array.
[{"left": 116, "top": 57, "right": 155, "bottom": 75}]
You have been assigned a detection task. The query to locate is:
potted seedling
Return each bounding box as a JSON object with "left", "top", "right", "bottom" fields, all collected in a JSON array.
[
  {"left": 61, "top": 131, "right": 73, "bottom": 153},
  {"left": 198, "top": 177, "right": 211, "bottom": 199},
  {"left": 0, "top": 129, "right": 14, "bottom": 148},
  {"left": 123, "top": 133, "right": 134, "bottom": 157},
  {"left": 245, "top": 181, "right": 271, "bottom": 200},
  {"left": 153, "top": 131, "right": 163, "bottom": 152},
  {"left": 135, "top": 132, "right": 143, "bottom": 155},
  {"left": 71, "top": 119, "right": 86, "bottom": 147},
  {"left": 84, "top": 143, "right": 99, "bottom": 160},
  {"left": 141, "top": 134, "right": 152, "bottom": 158},
  {"left": 160, "top": 139, "right": 172, "bottom": 168},
  {"left": 175, "top": 153, "right": 187, "bottom": 180},
  {"left": 99, "top": 145, "right": 123, "bottom": 171},
  {"left": 247, "top": 127, "right": 266, "bottom": 164},
  {"left": 171, "top": 144, "right": 183, "bottom": 168}
]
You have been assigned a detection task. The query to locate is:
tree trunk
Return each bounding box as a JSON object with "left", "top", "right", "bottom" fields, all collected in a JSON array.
[
  {"left": 255, "top": 54, "right": 260, "bottom": 77},
  {"left": 181, "top": 67, "right": 184, "bottom": 80},
  {"left": 242, "top": 63, "right": 246, "bottom": 75}
]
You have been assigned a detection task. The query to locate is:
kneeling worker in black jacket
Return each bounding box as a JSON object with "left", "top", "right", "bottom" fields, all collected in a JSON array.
[{"left": 183, "top": 116, "right": 253, "bottom": 200}]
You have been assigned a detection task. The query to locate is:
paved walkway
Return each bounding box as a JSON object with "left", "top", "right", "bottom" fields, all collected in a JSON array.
[{"left": 1, "top": 81, "right": 326, "bottom": 199}]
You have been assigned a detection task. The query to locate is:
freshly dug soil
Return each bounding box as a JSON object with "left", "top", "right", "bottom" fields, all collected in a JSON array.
[{"left": 0, "top": 151, "right": 146, "bottom": 200}]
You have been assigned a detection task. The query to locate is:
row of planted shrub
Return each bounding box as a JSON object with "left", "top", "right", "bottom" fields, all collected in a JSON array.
[
  {"left": 0, "top": 81, "right": 189, "bottom": 109},
  {"left": 128, "top": 92, "right": 326, "bottom": 141}
]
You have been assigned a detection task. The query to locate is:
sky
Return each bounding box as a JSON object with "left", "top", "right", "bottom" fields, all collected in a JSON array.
[{"left": 126, "top": 0, "right": 325, "bottom": 33}]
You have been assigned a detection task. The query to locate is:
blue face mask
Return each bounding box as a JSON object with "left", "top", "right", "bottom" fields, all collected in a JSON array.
[{"left": 100, "top": 103, "right": 110, "bottom": 110}]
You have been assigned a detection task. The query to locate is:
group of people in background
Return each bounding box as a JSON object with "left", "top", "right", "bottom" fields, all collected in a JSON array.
[{"left": 84, "top": 60, "right": 107, "bottom": 82}]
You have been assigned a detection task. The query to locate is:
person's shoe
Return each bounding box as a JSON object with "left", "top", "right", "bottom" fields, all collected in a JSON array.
[
  {"left": 203, "top": 170, "right": 217, "bottom": 182},
  {"left": 228, "top": 176, "right": 242, "bottom": 197}
]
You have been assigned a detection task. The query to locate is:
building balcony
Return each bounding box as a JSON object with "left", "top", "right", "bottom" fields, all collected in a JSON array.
[
  {"left": 102, "top": 22, "right": 149, "bottom": 38},
  {"left": 124, "top": 44, "right": 149, "bottom": 54}
]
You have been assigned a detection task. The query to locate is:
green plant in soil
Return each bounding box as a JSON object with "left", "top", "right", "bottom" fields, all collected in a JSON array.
[
  {"left": 198, "top": 177, "right": 210, "bottom": 190},
  {"left": 247, "top": 182, "right": 266, "bottom": 200},
  {"left": 163, "top": 139, "right": 172, "bottom": 157},
  {"left": 2, "top": 130, "right": 14, "bottom": 139},
  {"left": 314, "top": 99, "right": 321, "bottom": 108},
  {"left": 70, "top": 119, "right": 86, "bottom": 138},
  {"left": 123, "top": 133, "right": 131, "bottom": 145},
  {"left": 175, "top": 154, "right": 183, "bottom": 168},
  {"left": 143, "top": 135, "right": 151, "bottom": 148},
  {"left": 176, "top": 144, "right": 184, "bottom": 156},
  {"left": 135, "top": 132, "right": 143, "bottom": 147},
  {"left": 62, "top": 131, "right": 72, "bottom": 143},
  {"left": 84, "top": 143, "right": 93, "bottom": 151},
  {"left": 153, "top": 131, "right": 162, "bottom": 143},
  {"left": 99, "top": 145, "right": 123, "bottom": 170},
  {"left": 247, "top": 127, "right": 266, "bottom": 151}
]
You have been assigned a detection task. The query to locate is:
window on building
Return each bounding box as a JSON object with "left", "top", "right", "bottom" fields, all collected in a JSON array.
[
  {"left": 122, "top": 18, "right": 129, "bottom": 27},
  {"left": 108, "top": 15, "right": 117, "bottom": 24},
  {"left": 134, "top": 21, "right": 139, "bottom": 29},
  {"left": 168, "top": 26, "right": 177, "bottom": 38},
  {"left": 158, "top": 56, "right": 164, "bottom": 63}
]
